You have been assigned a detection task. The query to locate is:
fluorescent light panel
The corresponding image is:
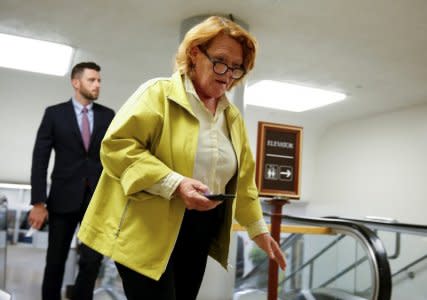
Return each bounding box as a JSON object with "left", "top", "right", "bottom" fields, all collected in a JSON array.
[
  {"left": 245, "top": 80, "right": 346, "bottom": 112},
  {"left": 0, "top": 183, "right": 31, "bottom": 190},
  {"left": 0, "top": 33, "right": 73, "bottom": 76}
]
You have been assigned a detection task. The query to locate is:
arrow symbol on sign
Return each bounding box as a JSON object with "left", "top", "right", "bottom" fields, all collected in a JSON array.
[{"left": 280, "top": 170, "right": 292, "bottom": 178}]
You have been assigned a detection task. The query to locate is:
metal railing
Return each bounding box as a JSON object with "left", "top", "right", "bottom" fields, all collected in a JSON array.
[
  {"left": 0, "top": 194, "right": 8, "bottom": 290},
  {"left": 328, "top": 215, "right": 427, "bottom": 297},
  {"left": 282, "top": 214, "right": 392, "bottom": 300},
  {"left": 235, "top": 213, "right": 392, "bottom": 300}
]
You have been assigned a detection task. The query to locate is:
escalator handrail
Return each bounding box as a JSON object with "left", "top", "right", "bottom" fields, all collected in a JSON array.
[
  {"left": 324, "top": 216, "right": 427, "bottom": 236},
  {"left": 265, "top": 213, "right": 392, "bottom": 300},
  {"left": 329, "top": 215, "right": 427, "bottom": 283}
]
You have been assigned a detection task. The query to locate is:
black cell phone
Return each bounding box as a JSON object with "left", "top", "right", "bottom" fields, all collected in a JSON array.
[{"left": 205, "top": 194, "right": 235, "bottom": 201}]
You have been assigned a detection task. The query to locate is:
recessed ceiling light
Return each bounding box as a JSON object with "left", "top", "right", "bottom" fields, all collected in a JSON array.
[
  {"left": 245, "top": 80, "right": 346, "bottom": 112},
  {"left": 0, "top": 33, "right": 73, "bottom": 76}
]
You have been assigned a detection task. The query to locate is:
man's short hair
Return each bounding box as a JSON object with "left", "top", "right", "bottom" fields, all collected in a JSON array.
[{"left": 71, "top": 62, "right": 101, "bottom": 79}]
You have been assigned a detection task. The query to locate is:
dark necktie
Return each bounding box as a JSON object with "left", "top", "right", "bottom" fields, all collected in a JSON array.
[{"left": 81, "top": 107, "right": 90, "bottom": 151}]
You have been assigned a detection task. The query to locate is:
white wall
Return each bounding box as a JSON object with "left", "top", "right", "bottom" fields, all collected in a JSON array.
[
  {"left": 0, "top": 71, "right": 67, "bottom": 183},
  {"left": 309, "top": 103, "right": 427, "bottom": 224},
  {"left": 0, "top": 67, "right": 142, "bottom": 184},
  {"left": 245, "top": 103, "right": 427, "bottom": 298},
  {"left": 245, "top": 101, "right": 427, "bottom": 224},
  {"left": 244, "top": 104, "right": 330, "bottom": 216}
]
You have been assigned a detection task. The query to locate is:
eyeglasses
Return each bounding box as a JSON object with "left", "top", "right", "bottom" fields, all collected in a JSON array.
[{"left": 198, "top": 47, "right": 246, "bottom": 80}]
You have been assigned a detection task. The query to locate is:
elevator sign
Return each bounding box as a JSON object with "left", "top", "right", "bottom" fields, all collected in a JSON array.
[{"left": 255, "top": 122, "right": 302, "bottom": 198}]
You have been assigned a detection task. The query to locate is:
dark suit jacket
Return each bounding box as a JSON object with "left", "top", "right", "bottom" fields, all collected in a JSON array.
[{"left": 31, "top": 99, "right": 115, "bottom": 213}]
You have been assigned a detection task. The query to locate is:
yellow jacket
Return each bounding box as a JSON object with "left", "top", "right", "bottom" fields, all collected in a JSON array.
[{"left": 78, "top": 72, "right": 264, "bottom": 280}]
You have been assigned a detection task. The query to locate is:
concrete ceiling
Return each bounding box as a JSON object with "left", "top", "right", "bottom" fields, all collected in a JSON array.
[{"left": 1, "top": 0, "right": 427, "bottom": 128}]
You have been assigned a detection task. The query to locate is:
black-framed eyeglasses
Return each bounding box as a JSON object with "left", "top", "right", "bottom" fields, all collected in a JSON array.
[{"left": 198, "top": 47, "right": 246, "bottom": 80}]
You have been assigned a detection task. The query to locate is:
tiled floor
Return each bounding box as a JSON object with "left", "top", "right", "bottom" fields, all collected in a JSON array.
[
  {"left": 4, "top": 243, "right": 125, "bottom": 300},
  {"left": 3, "top": 241, "right": 237, "bottom": 300},
  {"left": 5, "top": 244, "right": 44, "bottom": 300}
]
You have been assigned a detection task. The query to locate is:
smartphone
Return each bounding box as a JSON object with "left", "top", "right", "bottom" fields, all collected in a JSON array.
[{"left": 205, "top": 194, "right": 235, "bottom": 201}]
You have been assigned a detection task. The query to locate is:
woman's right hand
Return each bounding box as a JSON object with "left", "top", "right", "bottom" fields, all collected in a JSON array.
[{"left": 175, "top": 177, "right": 220, "bottom": 211}]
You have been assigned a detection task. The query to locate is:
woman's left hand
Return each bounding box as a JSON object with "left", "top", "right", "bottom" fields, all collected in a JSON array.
[{"left": 253, "top": 233, "right": 287, "bottom": 270}]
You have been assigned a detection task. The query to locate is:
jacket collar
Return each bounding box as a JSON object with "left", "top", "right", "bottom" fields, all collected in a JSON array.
[
  {"left": 67, "top": 98, "right": 101, "bottom": 152},
  {"left": 71, "top": 97, "right": 94, "bottom": 112},
  {"left": 167, "top": 71, "right": 240, "bottom": 124},
  {"left": 166, "top": 71, "right": 194, "bottom": 117}
]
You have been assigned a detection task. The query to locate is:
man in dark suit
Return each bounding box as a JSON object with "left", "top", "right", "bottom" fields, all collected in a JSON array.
[{"left": 28, "top": 62, "right": 115, "bottom": 300}]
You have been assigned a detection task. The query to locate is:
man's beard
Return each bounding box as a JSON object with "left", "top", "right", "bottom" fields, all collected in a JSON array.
[{"left": 81, "top": 88, "right": 99, "bottom": 101}]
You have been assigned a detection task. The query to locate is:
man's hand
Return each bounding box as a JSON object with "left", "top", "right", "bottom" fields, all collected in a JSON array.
[
  {"left": 253, "top": 232, "right": 287, "bottom": 270},
  {"left": 27, "top": 203, "right": 48, "bottom": 230},
  {"left": 175, "top": 177, "right": 221, "bottom": 211}
]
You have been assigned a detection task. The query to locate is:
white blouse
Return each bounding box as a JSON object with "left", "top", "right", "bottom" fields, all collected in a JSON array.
[{"left": 145, "top": 75, "right": 268, "bottom": 239}]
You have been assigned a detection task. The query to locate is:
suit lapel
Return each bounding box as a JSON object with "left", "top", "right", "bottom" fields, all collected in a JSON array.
[
  {"left": 66, "top": 99, "right": 82, "bottom": 139},
  {"left": 66, "top": 99, "right": 86, "bottom": 150},
  {"left": 90, "top": 103, "right": 101, "bottom": 151}
]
